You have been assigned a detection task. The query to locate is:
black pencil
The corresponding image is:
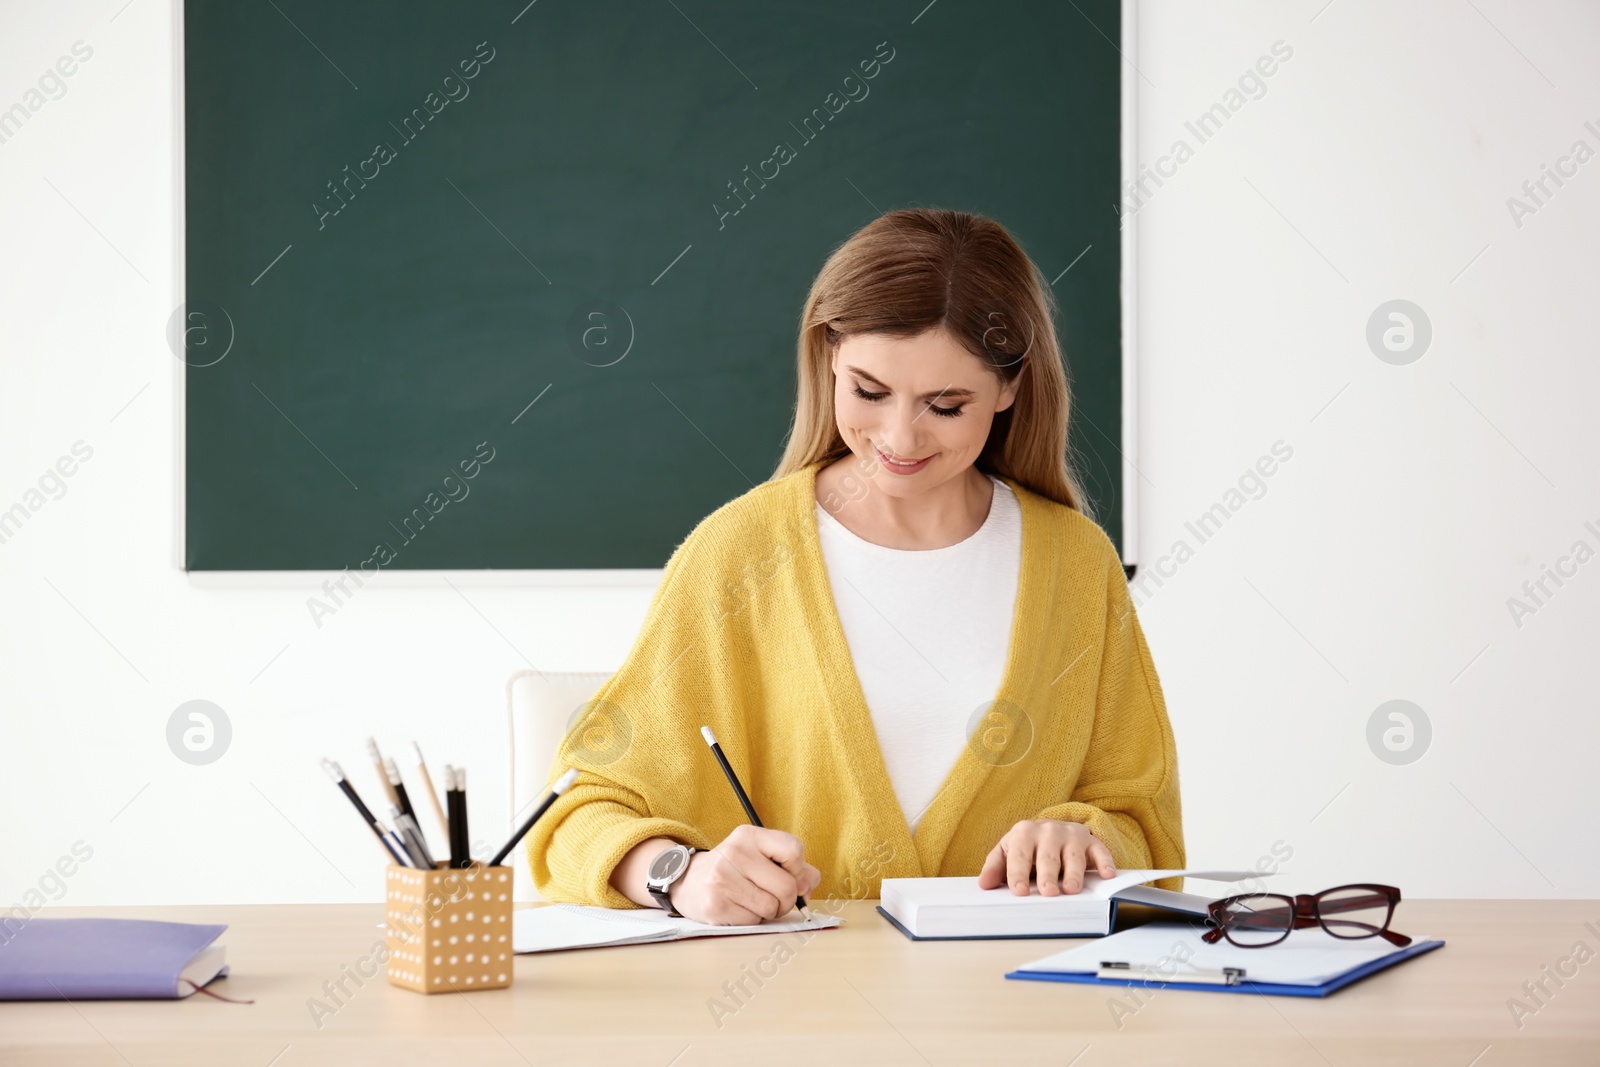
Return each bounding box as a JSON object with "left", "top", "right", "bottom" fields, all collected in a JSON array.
[
  {"left": 445, "top": 765, "right": 459, "bottom": 867},
  {"left": 322, "top": 759, "right": 408, "bottom": 865},
  {"left": 489, "top": 768, "right": 579, "bottom": 867},
  {"left": 383, "top": 756, "right": 417, "bottom": 822},
  {"left": 446, "top": 765, "right": 472, "bottom": 869},
  {"left": 699, "top": 726, "right": 811, "bottom": 918}
]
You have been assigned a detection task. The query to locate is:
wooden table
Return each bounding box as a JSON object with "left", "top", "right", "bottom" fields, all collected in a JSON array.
[{"left": 5, "top": 900, "right": 1598, "bottom": 1066}]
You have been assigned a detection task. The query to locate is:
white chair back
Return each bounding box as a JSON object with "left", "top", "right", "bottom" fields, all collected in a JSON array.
[{"left": 506, "top": 669, "right": 612, "bottom": 901}]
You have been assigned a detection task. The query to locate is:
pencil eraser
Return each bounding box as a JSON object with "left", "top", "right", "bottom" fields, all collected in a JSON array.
[{"left": 700, "top": 725, "right": 717, "bottom": 746}]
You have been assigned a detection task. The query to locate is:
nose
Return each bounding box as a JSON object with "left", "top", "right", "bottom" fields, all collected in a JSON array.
[{"left": 876, "top": 399, "right": 928, "bottom": 456}]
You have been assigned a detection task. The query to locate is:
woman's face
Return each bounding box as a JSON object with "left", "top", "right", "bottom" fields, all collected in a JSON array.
[{"left": 829, "top": 326, "right": 1021, "bottom": 499}]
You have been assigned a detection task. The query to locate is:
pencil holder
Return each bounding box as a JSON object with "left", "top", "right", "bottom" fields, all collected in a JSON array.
[{"left": 384, "top": 863, "right": 515, "bottom": 993}]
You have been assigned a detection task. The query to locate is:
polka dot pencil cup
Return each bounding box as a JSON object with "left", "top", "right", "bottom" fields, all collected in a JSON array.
[{"left": 384, "top": 863, "right": 514, "bottom": 993}]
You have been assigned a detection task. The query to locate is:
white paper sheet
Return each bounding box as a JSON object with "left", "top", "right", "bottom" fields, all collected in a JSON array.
[
  {"left": 1014, "top": 920, "right": 1435, "bottom": 986},
  {"left": 513, "top": 903, "right": 843, "bottom": 954}
]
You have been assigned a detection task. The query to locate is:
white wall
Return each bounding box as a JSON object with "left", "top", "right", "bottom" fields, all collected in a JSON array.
[
  {"left": 1, "top": 0, "right": 1595, "bottom": 907},
  {"left": 1130, "top": 0, "right": 1600, "bottom": 898}
]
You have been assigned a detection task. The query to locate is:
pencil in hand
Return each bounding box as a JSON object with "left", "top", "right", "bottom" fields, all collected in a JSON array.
[{"left": 700, "top": 726, "right": 812, "bottom": 920}]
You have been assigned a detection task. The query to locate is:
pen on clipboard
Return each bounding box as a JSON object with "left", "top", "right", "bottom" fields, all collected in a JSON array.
[
  {"left": 700, "top": 725, "right": 812, "bottom": 921},
  {"left": 1097, "top": 961, "right": 1246, "bottom": 986}
]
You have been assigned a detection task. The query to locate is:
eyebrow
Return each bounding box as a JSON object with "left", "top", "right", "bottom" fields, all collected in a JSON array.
[{"left": 845, "top": 367, "right": 977, "bottom": 401}]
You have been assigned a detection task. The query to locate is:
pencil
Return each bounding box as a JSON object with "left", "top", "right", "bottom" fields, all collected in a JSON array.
[
  {"left": 410, "top": 741, "right": 451, "bottom": 845},
  {"left": 383, "top": 756, "right": 417, "bottom": 823},
  {"left": 699, "top": 726, "right": 811, "bottom": 920},
  {"left": 367, "top": 737, "right": 401, "bottom": 809},
  {"left": 489, "top": 768, "right": 578, "bottom": 867},
  {"left": 446, "top": 765, "right": 472, "bottom": 869},
  {"left": 322, "top": 759, "right": 407, "bottom": 865}
]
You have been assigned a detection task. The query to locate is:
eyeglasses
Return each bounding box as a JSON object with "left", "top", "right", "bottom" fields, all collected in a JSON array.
[{"left": 1202, "top": 884, "right": 1412, "bottom": 948}]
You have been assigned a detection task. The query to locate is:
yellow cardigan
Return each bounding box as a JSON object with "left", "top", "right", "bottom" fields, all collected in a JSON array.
[{"left": 527, "top": 460, "right": 1184, "bottom": 906}]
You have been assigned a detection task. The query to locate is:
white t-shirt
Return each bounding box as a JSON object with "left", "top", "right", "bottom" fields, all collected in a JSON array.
[{"left": 815, "top": 476, "right": 1022, "bottom": 833}]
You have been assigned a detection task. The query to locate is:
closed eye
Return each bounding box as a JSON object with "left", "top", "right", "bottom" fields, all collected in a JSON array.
[{"left": 850, "top": 383, "right": 964, "bottom": 418}]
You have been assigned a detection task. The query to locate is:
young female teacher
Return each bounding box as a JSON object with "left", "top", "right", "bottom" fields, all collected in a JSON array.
[{"left": 526, "top": 208, "right": 1184, "bottom": 925}]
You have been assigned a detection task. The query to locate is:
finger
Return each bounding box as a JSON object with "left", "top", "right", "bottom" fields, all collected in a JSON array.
[
  {"left": 747, "top": 826, "right": 809, "bottom": 881},
  {"left": 1035, "top": 838, "right": 1063, "bottom": 896},
  {"left": 1061, "top": 834, "right": 1088, "bottom": 894},
  {"left": 1087, "top": 835, "right": 1117, "bottom": 878},
  {"left": 681, "top": 853, "right": 764, "bottom": 926},
  {"left": 706, "top": 845, "right": 786, "bottom": 922},
  {"left": 743, "top": 828, "right": 813, "bottom": 910},
  {"left": 730, "top": 842, "right": 802, "bottom": 916},
  {"left": 1006, "top": 827, "right": 1037, "bottom": 895},
  {"left": 707, "top": 898, "right": 766, "bottom": 926},
  {"left": 978, "top": 841, "right": 1007, "bottom": 889}
]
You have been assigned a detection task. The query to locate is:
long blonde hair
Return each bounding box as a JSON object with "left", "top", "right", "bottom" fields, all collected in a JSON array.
[{"left": 771, "top": 208, "right": 1093, "bottom": 516}]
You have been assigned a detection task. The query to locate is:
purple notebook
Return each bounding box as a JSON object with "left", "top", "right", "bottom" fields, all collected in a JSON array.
[{"left": 0, "top": 919, "right": 229, "bottom": 1000}]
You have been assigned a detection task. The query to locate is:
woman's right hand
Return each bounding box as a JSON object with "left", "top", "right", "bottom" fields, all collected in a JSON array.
[{"left": 669, "top": 824, "right": 821, "bottom": 925}]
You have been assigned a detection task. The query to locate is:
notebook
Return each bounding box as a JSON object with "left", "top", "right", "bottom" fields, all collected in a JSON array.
[
  {"left": 514, "top": 903, "right": 841, "bottom": 953},
  {"left": 877, "top": 869, "right": 1260, "bottom": 940},
  {"left": 1006, "top": 920, "right": 1446, "bottom": 997},
  {"left": 0, "top": 919, "right": 230, "bottom": 1000}
]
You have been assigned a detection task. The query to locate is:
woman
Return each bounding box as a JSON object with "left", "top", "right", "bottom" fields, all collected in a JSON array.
[{"left": 527, "top": 208, "right": 1183, "bottom": 925}]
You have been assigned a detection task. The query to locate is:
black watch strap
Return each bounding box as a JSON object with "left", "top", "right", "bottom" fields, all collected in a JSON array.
[{"left": 649, "top": 884, "right": 680, "bottom": 916}]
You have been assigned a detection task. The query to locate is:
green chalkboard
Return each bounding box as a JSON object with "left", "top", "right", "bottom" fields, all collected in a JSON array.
[{"left": 184, "top": 0, "right": 1122, "bottom": 570}]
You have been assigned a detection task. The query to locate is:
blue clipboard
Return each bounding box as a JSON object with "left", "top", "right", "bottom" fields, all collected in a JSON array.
[
  {"left": 875, "top": 901, "right": 1120, "bottom": 941},
  {"left": 1005, "top": 938, "right": 1446, "bottom": 997}
]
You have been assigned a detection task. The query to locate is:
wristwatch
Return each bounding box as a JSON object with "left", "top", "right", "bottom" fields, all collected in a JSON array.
[{"left": 645, "top": 843, "right": 698, "bottom": 916}]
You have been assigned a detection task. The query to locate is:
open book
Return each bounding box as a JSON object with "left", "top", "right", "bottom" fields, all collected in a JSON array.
[
  {"left": 878, "top": 869, "right": 1262, "bottom": 940},
  {"left": 514, "top": 903, "right": 842, "bottom": 953}
]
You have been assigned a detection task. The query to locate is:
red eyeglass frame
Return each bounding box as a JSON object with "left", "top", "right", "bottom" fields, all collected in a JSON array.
[{"left": 1202, "top": 883, "right": 1413, "bottom": 948}]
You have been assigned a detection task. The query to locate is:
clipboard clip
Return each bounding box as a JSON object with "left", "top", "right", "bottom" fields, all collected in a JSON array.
[{"left": 1097, "top": 961, "right": 1246, "bottom": 986}]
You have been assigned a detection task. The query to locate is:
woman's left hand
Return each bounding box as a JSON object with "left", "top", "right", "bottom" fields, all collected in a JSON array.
[{"left": 978, "top": 819, "right": 1117, "bottom": 896}]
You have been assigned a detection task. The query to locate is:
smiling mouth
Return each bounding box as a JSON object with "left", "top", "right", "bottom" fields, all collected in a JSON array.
[{"left": 875, "top": 446, "right": 930, "bottom": 469}]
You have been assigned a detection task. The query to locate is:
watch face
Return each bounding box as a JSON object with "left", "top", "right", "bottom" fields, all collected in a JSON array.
[{"left": 649, "top": 846, "right": 688, "bottom": 883}]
